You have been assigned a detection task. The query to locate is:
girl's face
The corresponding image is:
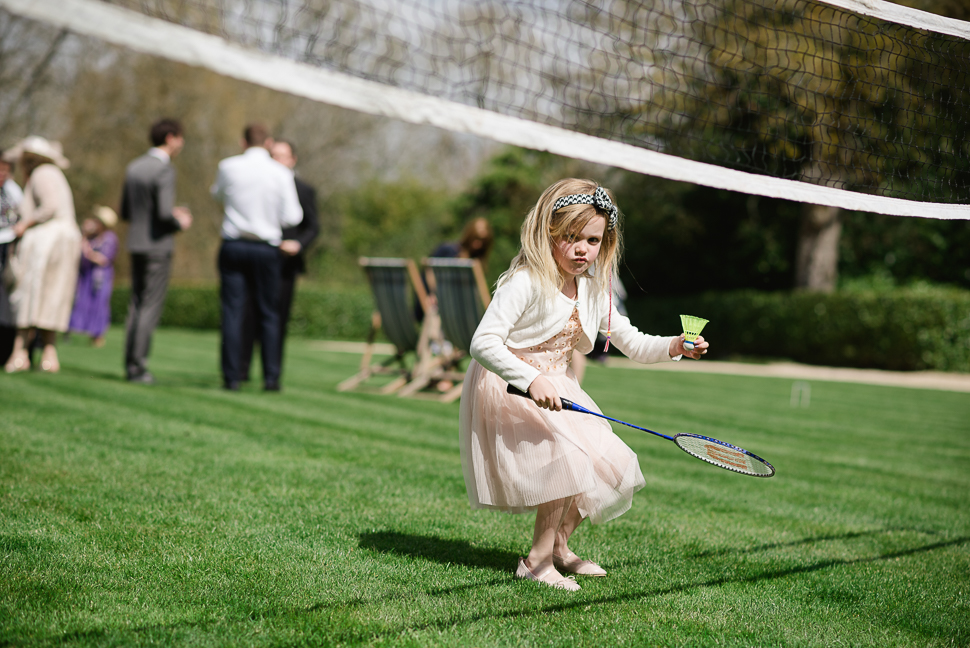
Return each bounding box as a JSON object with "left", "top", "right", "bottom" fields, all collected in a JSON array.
[{"left": 553, "top": 215, "right": 606, "bottom": 281}]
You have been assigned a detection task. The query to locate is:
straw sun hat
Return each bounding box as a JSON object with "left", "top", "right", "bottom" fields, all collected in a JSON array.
[
  {"left": 2, "top": 135, "right": 70, "bottom": 169},
  {"left": 92, "top": 205, "right": 118, "bottom": 229}
]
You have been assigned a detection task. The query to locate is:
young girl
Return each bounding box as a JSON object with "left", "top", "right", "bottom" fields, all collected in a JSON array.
[
  {"left": 69, "top": 206, "right": 119, "bottom": 347},
  {"left": 459, "top": 179, "right": 708, "bottom": 591}
]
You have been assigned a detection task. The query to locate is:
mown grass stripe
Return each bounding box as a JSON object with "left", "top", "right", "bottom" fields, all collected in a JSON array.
[{"left": 1, "top": 326, "right": 967, "bottom": 647}]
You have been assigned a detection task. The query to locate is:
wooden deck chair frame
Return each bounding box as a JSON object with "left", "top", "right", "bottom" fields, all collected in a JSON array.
[
  {"left": 398, "top": 257, "right": 491, "bottom": 402},
  {"left": 337, "top": 257, "right": 438, "bottom": 394}
]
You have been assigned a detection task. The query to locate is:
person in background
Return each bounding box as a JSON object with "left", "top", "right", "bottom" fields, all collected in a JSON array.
[
  {"left": 121, "top": 118, "right": 193, "bottom": 384},
  {"left": 211, "top": 123, "right": 302, "bottom": 392},
  {"left": 69, "top": 206, "right": 119, "bottom": 347},
  {"left": 422, "top": 216, "right": 495, "bottom": 315},
  {"left": 3, "top": 136, "right": 81, "bottom": 374},
  {"left": 239, "top": 139, "right": 319, "bottom": 381},
  {"left": 429, "top": 216, "right": 495, "bottom": 270},
  {"left": 421, "top": 217, "right": 496, "bottom": 391},
  {"left": 0, "top": 152, "right": 24, "bottom": 365}
]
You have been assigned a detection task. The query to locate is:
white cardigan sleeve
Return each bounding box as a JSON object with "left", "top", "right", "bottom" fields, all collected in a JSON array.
[
  {"left": 597, "top": 294, "right": 680, "bottom": 364},
  {"left": 469, "top": 272, "right": 543, "bottom": 394}
]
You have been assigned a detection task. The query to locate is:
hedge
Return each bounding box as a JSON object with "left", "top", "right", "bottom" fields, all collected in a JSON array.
[
  {"left": 111, "top": 285, "right": 970, "bottom": 372},
  {"left": 627, "top": 287, "right": 970, "bottom": 373},
  {"left": 111, "top": 286, "right": 375, "bottom": 341}
]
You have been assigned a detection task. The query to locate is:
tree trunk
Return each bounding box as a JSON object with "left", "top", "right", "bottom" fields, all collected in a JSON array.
[{"left": 794, "top": 203, "right": 842, "bottom": 292}]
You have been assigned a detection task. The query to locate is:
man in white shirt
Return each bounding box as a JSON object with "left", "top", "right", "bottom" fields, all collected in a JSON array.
[
  {"left": 211, "top": 123, "right": 303, "bottom": 391},
  {"left": 0, "top": 153, "right": 24, "bottom": 363},
  {"left": 0, "top": 155, "right": 23, "bottom": 245}
]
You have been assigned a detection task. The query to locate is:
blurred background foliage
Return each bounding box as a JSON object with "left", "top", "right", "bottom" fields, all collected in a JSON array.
[{"left": 1, "top": 2, "right": 968, "bottom": 370}]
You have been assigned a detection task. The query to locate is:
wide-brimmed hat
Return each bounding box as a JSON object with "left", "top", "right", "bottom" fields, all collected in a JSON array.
[
  {"left": 2, "top": 136, "right": 70, "bottom": 169},
  {"left": 92, "top": 205, "right": 117, "bottom": 228}
]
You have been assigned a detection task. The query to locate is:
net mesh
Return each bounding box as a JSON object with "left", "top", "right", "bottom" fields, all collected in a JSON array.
[{"left": 19, "top": 0, "right": 970, "bottom": 211}]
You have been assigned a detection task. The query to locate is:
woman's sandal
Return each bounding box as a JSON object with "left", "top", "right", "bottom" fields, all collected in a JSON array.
[
  {"left": 553, "top": 552, "right": 607, "bottom": 577},
  {"left": 515, "top": 558, "right": 581, "bottom": 591}
]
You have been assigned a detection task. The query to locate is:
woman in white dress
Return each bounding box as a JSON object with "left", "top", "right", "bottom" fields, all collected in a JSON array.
[{"left": 3, "top": 136, "right": 81, "bottom": 373}]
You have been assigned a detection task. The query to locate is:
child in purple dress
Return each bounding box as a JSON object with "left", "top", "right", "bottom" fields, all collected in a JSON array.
[{"left": 69, "top": 206, "right": 118, "bottom": 347}]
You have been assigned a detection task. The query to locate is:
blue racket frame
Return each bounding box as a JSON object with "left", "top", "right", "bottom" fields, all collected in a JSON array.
[{"left": 506, "top": 384, "right": 775, "bottom": 478}]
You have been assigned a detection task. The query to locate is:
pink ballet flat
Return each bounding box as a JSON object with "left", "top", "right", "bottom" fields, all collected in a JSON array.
[
  {"left": 553, "top": 552, "right": 607, "bottom": 577},
  {"left": 515, "top": 558, "right": 581, "bottom": 591}
]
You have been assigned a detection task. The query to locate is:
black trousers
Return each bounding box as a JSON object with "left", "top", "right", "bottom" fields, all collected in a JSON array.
[
  {"left": 125, "top": 251, "right": 172, "bottom": 379},
  {"left": 219, "top": 239, "right": 282, "bottom": 385},
  {"left": 239, "top": 260, "right": 297, "bottom": 380},
  {"left": 0, "top": 242, "right": 14, "bottom": 365}
]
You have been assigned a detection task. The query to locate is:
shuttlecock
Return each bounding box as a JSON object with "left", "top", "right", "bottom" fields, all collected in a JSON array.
[{"left": 680, "top": 314, "right": 708, "bottom": 350}]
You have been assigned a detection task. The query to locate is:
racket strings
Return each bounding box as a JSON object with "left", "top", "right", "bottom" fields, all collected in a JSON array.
[{"left": 674, "top": 435, "right": 775, "bottom": 477}]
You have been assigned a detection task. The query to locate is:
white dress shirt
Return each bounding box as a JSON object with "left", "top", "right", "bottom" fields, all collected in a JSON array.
[
  {"left": 470, "top": 268, "right": 679, "bottom": 393},
  {"left": 0, "top": 178, "right": 24, "bottom": 244},
  {"left": 211, "top": 147, "right": 303, "bottom": 245},
  {"left": 147, "top": 147, "right": 171, "bottom": 165}
]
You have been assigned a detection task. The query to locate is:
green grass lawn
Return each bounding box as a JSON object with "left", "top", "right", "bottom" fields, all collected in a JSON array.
[{"left": 2, "top": 326, "right": 969, "bottom": 647}]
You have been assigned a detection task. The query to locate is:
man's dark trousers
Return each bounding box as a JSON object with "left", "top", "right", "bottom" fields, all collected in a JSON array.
[
  {"left": 219, "top": 239, "right": 282, "bottom": 386},
  {"left": 239, "top": 256, "right": 299, "bottom": 380}
]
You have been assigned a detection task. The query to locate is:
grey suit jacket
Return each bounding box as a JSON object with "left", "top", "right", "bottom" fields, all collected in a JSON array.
[{"left": 121, "top": 152, "right": 182, "bottom": 254}]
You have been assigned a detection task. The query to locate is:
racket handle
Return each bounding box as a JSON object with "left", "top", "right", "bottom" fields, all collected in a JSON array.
[{"left": 506, "top": 383, "right": 576, "bottom": 410}]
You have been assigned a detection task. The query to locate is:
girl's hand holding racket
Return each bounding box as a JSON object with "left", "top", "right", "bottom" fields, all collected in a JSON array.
[
  {"left": 506, "top": 383, "right": 775, "bottom": 477},
  {"left": 671, "top": 335, "right": 708, "bottom": 360},
  {"left": 527, "top": 375, "right": 563, "bottom": 411}
]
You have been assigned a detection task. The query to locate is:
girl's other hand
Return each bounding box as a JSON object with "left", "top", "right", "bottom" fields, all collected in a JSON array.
[
  {"left": 528, "top": 375, "right": 562, "bottom": 411},
  {"left": 670, "top": 335, "right": 708, "bottom": 360}
]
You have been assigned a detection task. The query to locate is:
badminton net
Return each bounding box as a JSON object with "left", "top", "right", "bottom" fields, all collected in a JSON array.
[{"left": 3, "top": 0, "right": 969, "bottom": 220}]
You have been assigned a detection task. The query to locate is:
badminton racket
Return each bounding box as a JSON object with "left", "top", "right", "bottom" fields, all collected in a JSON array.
[{"left": 507, "top": 384, "right": 775, "bottom": 478}]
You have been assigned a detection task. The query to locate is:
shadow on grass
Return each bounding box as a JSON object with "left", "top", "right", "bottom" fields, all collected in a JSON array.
[
  {"left": 358, "top": 530, "right": 520, "bottom": 572},
  {"left": 688, "top": 526, "right": 943, "bottom": 558},
  {"left": 21, "top": 533, "right": 969, "bottom": 647},
  {"left": 337, "top": 532, "right": 970, "bottom": 644}
]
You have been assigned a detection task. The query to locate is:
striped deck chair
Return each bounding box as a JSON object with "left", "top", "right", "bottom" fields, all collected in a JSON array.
[
  {"left": 337, "top": 257, "right": 437, "bottom": 394},
  {"left": 398, "top": 258, "right": 491, "bottom": 402}
]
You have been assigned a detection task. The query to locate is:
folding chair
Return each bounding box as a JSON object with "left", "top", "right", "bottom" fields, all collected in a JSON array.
[
  {"left": 398, "top": 257, "right": 491, "bottom": 402},
  {"left": 337, "top": 257, "right": 436, "bottom": 394}
]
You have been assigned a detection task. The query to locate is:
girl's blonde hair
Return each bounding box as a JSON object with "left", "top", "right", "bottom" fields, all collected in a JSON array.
[{"left": 498, "top": 178, "right": 623, "bottom": 303}]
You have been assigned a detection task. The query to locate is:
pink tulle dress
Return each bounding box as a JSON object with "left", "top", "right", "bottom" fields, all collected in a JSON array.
[{"left": 459, "top": 308, "right": 645, "bottom": 524}]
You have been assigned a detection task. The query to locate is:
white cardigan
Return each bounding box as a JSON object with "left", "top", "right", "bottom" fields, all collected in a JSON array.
[{"left": 469, "top": 269, "right": 679, "bottom": 393}]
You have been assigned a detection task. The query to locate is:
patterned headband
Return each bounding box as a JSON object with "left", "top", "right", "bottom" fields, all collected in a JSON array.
[{"left": 552, "top": 186, "right": 618, "bottom": 230}]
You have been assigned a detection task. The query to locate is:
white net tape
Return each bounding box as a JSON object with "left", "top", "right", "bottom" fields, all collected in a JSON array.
[{"left": 3, "top": 0, "right": 968, "bottom": 220}]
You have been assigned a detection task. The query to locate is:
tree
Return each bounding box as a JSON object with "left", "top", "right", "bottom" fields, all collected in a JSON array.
[
  {"left": 451, "top": 148, "right": 609, "bottom": 285},
  {"left": 623, "top": 0, "right": 970, "bottom": 292},
  {"left": 0, "top": 10, "right": 70, "bottom": 139}
]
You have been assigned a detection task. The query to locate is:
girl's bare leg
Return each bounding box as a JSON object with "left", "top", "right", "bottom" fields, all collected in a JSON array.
[
  {"left": 554, "top": 500, "right": 584, "bottom": 558},
  {"left": 525, "top": 496, "right": 573, "bottom": 577},
  {"left": 553, "top": 500, "right": 607, "bottom": 576}
]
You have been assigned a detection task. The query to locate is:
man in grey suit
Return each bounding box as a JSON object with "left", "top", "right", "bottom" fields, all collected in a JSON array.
[{"left": 121, "top": 118, "right": 193, "bottom": 384}]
